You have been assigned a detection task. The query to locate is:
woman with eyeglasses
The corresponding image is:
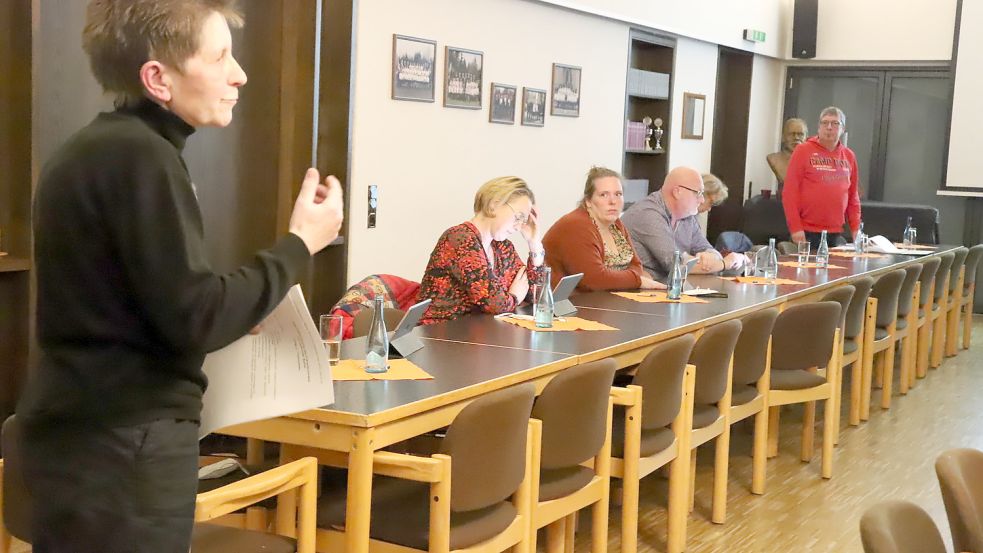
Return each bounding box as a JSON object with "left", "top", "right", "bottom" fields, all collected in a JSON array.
[
  {"left": 418, "top": 176, "right": 544, "bottom": 325},
  {"left": 543, "top": 166, "right": 664, "bottom": 291}
]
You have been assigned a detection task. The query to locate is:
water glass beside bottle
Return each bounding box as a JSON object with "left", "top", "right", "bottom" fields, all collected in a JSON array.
[
  {"left": 365, "top": 297, "right": 389, "bottom": 373},
  {"left": 815, "top": 230, "right": 830, "bottom": 268},
  {"left": 534, "top": 267, "right": 555, "bottom": 328},
  {"left": 903, "top": 216, "right": 917, "bottom": 247},
  {"left": 796, "top": 240, "right": 811, "bottom": 264},
  {"left": 319, "top": 314, "right": 343, "bottom": 366}
]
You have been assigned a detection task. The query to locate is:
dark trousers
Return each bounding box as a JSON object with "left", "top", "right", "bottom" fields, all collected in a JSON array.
[
  {"left": 804, "top": 230, "right": 848, "bottom": 252},
  {"left": 22, "top": 418, "right": 199, "bottom": 553}
]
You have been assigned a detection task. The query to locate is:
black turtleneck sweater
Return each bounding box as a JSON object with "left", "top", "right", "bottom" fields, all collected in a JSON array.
[{"left": 18, "top": 101, "right": 311, "bottom": 426}]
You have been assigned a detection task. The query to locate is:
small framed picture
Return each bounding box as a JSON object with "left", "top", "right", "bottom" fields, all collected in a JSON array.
[
  {"left": 444, "top": 46, "right": 483, "bottom": 109},
  {"left": 551, "top": 63, "right": 582, "bottom": 117},
  {"left": 682, "top": 92, "right": 707, "bottom": 139},
  {"left": 521, "top": 87, "right": 546, "bottom": 127},
  {"left": 489, "top": 83, "right": 517, "bottom": 124},
  {"left": 391, "top": 34, "right": 436, "bottom": 102}
]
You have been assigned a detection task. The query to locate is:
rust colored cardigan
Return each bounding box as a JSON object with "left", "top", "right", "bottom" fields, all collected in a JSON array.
[{"left": 542, "top": 207, "right": 644, "bottom": 291}]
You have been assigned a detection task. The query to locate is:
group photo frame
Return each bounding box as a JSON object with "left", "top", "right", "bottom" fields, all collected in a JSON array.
[
  {"left": 489, "top": 83, "right": 517, "bottom": 124},
  {"left": 550, "top": 63, "right": 582, "bottom": 117},
  {"left": 391, "top": 34, "right": 437, "bottom": 102},
  {"left": 444, "top": 46, "right": 483, "bottom": 109},
  {"left": 521, "top": 87, "right": 547, "bottom": 127}
]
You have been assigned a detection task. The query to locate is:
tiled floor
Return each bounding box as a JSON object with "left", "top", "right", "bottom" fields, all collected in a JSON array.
[{"left": 8, "top": 317, "right": 983, "bottom": 552}]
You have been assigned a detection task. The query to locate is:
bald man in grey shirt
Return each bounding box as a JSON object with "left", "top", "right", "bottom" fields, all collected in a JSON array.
[{"left": 623, "top": 167, "right": 742, "bottom": 281}]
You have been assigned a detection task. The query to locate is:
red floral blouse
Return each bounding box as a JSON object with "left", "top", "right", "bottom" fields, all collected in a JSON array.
[{"left": 418, "top": 222, "right": 543, "bottom": 325}]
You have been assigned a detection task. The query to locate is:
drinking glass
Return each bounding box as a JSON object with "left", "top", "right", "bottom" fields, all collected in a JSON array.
[
  {"left": 319, "top": 314, "right": 343, "bottom": 366},
  {"left": 796, "top": 241, "right": 810, "bottom": 264}
]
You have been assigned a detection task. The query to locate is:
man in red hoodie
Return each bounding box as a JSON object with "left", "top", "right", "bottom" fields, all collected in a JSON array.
[{"left": 782, "top": 106, "right": 862, "bottom": 250}]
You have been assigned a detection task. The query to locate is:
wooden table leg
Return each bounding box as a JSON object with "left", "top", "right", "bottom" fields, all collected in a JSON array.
[{"left": 346, "top": 428, "right": 375, "bottom": 553}]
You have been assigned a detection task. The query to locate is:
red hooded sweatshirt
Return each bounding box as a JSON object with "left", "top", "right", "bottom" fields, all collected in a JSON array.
[{"left": 782, "top": 136, "right": 861, "bottom": 235}]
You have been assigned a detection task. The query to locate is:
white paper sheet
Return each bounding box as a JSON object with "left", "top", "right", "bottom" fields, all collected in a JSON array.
[
  {"left": 867, "top": 235, "right": 931, "bottom": 256},
  {"left": 199, "top": 285, "right": 334, "bottom": 438}
]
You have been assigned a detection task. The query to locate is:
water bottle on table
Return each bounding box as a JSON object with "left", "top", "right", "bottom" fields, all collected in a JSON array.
[
  {"left": 816, "top": 230, "right": 830, "bottom": 268},
  {"left": 903, "top": 216, "right": 917, "bottom": 247},
  {"left": 668, "top": 251, "right": 684, "bottom": 300},
  {"left": 365, "top": 297, "right": 389, "bottom": 373},
  {"left": 534, "top": 267, "right": 555, "bottom": 328}
]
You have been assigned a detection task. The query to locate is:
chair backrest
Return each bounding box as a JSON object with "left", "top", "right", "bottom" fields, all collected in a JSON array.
[
  {"left": 2, "top": 415, "right": 31, "bottom": 542},
  {"left": 689, "top": 319, "right": 743, "bottom": 406},
  {"left": 964, "top": 244, "right": 983, "bottom": 288},
  {"left": 871, "top": 269, "right": 906, "bottom": 328},
  {"left": 531, "top": 359, "right": 616, "bottom": 470},
  {"left": 859, "top": 500, "right": 947, "bottom": 553},
  {"left": 949, "top": 247, "right": 970, "bottom": 293},
  {"left": 917, "top": 257, "right": 941, "bottom": 307},
  {"left": 732, "top": 308, "right": 779, "bottom": 387},
  {"left": 632, "top": 334, "right": 696, "bottom": 431},
  {"left": 351, "top": 307, "right": 405, "bottom": 339},
  {"left": 896, "top": 264, "right": 923, "bottom": 318},
  {"left": 440, "top": 383, "right": 535, "bottom": 512},
  {"left": 822, "top": 285, "right": 855, "bottom": 331},
  {"left": 935, "top": 448, "right": 983, "bottom": 553},
  {"left": 845, "top": 277, "right": 875, "bottom": 340},
  {"left": 934, "top": 253, "right": 955, "bottom": 300},
  {"left": 771, "top": 301, "right": 841, "bottom": 371}
]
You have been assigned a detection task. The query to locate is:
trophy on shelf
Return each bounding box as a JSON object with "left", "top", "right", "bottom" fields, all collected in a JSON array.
[
  {"left": 642, "top": 116, "right": 654, "bottom": 151},
  {"left": 652, "top": 117, "right": 665, "bottom": 151}
]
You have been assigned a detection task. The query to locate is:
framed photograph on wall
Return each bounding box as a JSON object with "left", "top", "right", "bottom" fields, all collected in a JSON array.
[
  {"left": 682, "top": 92, "right": 706, "bottom": 139},
  {"left": 550, "top": 63, "right": 581, "bottom": 117},
  {"left": 521, "top": 87, "right": 546, "bottom": 127},
  {"left": 391, "top": 34, "right": 436, "bottom": 102},
  {"left": 489, "top": 83, "right": 517, "bottom": 124},
  {"left": 444, "top": 46, "right": 483, "bottom": 109}
]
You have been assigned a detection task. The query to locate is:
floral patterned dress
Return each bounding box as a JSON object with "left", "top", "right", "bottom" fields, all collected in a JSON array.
[{"left": 418, "top": 222, "right": 544, "bottom": 325}]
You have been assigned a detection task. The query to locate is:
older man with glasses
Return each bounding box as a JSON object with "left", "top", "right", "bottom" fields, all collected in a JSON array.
[
  {"left": 623, "top": 167, "right": 745, "bottom": 282},
  {"left": 782, "top": 106, "right": 862, "bottom": 251}
]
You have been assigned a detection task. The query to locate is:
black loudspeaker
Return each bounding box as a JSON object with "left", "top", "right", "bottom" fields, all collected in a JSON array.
[{"left": 792, "top": 0, "right": 818, "bottom": 59}]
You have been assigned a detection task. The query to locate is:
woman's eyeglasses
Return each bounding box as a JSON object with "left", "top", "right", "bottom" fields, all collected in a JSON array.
[{"left": 506, "top": 203, "right": 529, "bottom": 225}]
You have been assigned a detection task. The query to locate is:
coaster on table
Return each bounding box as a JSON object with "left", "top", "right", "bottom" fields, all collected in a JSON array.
[
  {"left": 893, "top": 243, "right": 935, "bottom": 250},
  {"left": 497, "top": 315, "right": 617, "bottom": 332},
  {"left": 332, "top": 358, "right": 434, "bottom": 381},
  {"left": 829, "top": 251, "right": 886, "bottom": 259},
  {"left": 612, "top": 291, "right": 709, "bottom": 304},
  {"left": 778, "top": 261, "right": 847, "bottom": 270},
  {"left": 725, "top": 276, "right": 806, "bottom": 286}
]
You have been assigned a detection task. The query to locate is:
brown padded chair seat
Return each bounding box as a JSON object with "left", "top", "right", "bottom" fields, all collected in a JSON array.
[
  {"left": 843, "top": 338, "right": 859, "bottom": 355},
  {"left": 610, "top": 410, "right": 676, "bottom": 457},
  {"left": 538, "top": 465, "right": 596, "bottom": 501},
  {"left": 769, "top": 369, "right": 827, "bottom": 390},
  {"left": 730, "top": 384, "right": 759, "bottom": 406},
  {"left": 692, "top": 404, "right": 721, "bottom": 429},
  {"left": 317, "top": 475, "right": 518, "bottom": 551},
  {"left": 192, "top": 524, "right": 297, "bottom": 553}
]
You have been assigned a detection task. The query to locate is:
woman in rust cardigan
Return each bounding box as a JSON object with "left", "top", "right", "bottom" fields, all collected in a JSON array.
[{"left": 543, "top": 167, "right": 664, "bottom": 292}]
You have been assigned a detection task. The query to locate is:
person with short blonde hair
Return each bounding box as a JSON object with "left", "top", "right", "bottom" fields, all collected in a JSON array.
[
  {"left": 418, "top": 176, "right": 545, "bottom": 324},
  {"left": 19, "top": 1, "right": 345, "bottom": 550},
  {"left": 543, "top": 167, "right": 663, "bottom": 291},
  {"left": 699, "top": 173, "right": 729, "bottom": 213}
]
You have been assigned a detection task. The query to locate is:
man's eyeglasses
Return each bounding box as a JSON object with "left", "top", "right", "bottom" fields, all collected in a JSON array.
[
  {"left": 506, "top": 203, "right": 529, "bottom": 225},
  {"left": 679, "top": 185, "right": 705, "bottom": 199},
  {"left": 820, "top": 119, "right": 842, "bottom": 129}
]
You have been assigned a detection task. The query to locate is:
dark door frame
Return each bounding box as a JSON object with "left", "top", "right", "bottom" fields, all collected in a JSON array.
[{"left": 708, "top": 46, "right": 753, "bottom": 242}]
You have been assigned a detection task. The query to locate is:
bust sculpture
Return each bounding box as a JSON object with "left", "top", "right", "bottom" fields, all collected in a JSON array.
[{"left": 766, "top": 118, "right": 808, "bottom": 194}]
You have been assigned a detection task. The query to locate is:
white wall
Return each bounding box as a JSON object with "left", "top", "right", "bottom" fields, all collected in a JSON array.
[
  {"left": 347, "top": 0, "right": 628, "bottom": 284},
  {"left": 804, "top": 0, "right": 956, "bottom": 61},
  {"left": 946, "top": 0, "right": 983, "bottom": 190},
  {"left": 744, "top": 55, "right": 786, "bottom": 194},
  {"left": 537, "top": 0, "right": 790, "bottom": 59},
  {"left": 668, "top": 37, "right": 718, "bottom": 171}
]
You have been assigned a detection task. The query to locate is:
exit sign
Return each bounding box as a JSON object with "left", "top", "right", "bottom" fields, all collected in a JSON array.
[{"left": 743, "top": 29, "right": 767, "bottom": 43}]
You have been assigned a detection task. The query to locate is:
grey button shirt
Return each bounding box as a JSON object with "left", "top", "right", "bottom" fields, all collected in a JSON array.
[{"left": 621, "top": 191, "right": 720, "bottom": 281}]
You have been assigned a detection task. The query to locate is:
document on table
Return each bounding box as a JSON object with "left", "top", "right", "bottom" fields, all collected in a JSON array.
[
  {"left": 866, "top": 235, "right": 932, "bottom": 256},
  {"left": 199, "top": 285, "right": 334, "bottom": 438}
]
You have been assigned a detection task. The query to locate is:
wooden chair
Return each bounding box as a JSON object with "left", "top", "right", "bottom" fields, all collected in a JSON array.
[
  {"left": 928, "top": 252, "right": 955, "bottom": 369},
  {"left": 884, "top": 264, "right": 922, "bottom": 406},
  {"left": 767, "top": 301, "right": 841, "bottom": 479},
  {"left": 913, "top": 256, "right": 941, "bottom": 384},
  {"left": 820, "top": 285, "right": 855, "bottom": 442},
  {"left": 859, "top": 500, "right": 947, "bottom": 553},
  {"left": 0, "top": 415, "right": 319, "bottom": 553},
  {"left": 312, "top": 384, "right": 537, "bottom": 553},
  {"left": 831, "top": 278, "right": 873, "bottom": 430},
  {"left": 959, "top": 244, "right": 983, "bottom": 350},
  {"left": 935, "top": 448, "right": 983, "bottom": 553},
  {"left": 860, "top": 269, "right": 905, "bottom": 421},
  {"left": 351, "top": 307, "right": 404, "bottom": 338},
  {"left": 944, "top": 247, "right": 969, "bottom": 358},
  {"left": 609, "top": 334, "right": 696, "bottom": 553},
  {"left": 687, "top": 319, "right": 742, "bottom": 524},
  {"left": 528, "top": 359, "right": 616, "bottom": 553},
  {"left": 729, "top": 307, "right": 779, "bottom": 495}
]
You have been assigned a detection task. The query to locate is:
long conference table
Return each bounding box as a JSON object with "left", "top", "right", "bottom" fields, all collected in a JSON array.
[{"left": 220, "top": 245, "right": 961, "bottom": 553}]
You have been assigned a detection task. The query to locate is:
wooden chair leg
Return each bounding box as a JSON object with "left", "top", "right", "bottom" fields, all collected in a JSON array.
[
  {"left": 881, "top": 342, "right": 895, "bottom": 410},
  {"left": 860, "top": 349, "right": 876, "bottom": 421},
  {"left": 964, "top": 303, "right": 973, "bottom": 350},
  {"left": 666, "top": 449, "right": 690, "bottom": 553},
  {"left": 899, "top": 336, "right": 910, "bottom": 396},
  {"left": 946, "top": 304, "right": 960, "bottom": 357},
  {"left": 565, "top": 512, "right": 577, "bottom": 553},
  {"left": 767, "top": 406, "right": 780, "bottom": 458},
  {"left": 821, "top": 396, "right": 835, "bottom": 479},
  {"left": 849, "top": 361, "right": 862, "bottom": 426},
  {"left": 931, "top": 313, "right": 945, "bottom": 368},
  {"left": 801, "top": 400, "right": 815, "bottom": 462},
  {"left": 751, "top": 407, "right": 768, "bottom": 495},
  {"left": 711, "top": 429, "right": 730, "bottom": 524},
  {"left": 546, "top": 519, "right": 565, "bottom": 553},
  {"left": 689, "top": 450, "right": 697, "bottom": 513},
  {"left": 917, "top": 321, "right": 931, "bottom": 378}
]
